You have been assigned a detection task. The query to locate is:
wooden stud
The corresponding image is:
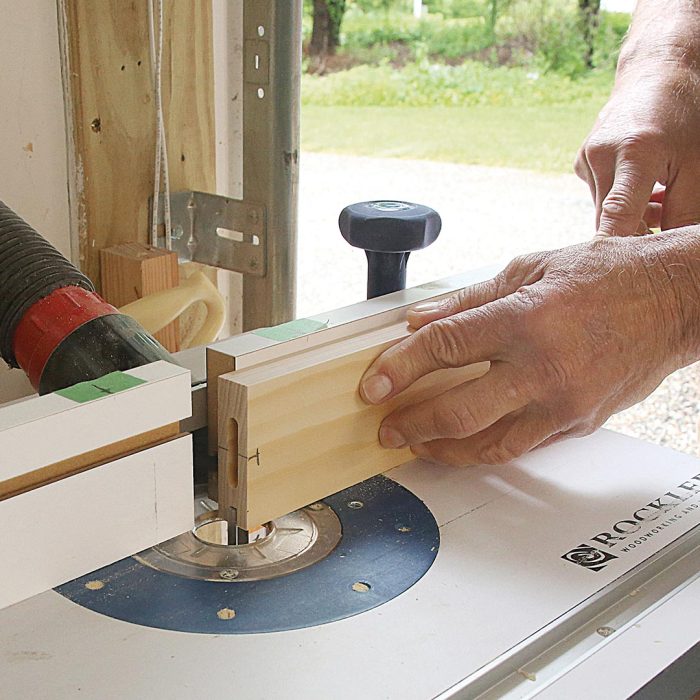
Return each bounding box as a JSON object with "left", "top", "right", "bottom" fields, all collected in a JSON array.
[
  {"left": 100, "top": 243, "right": 180, "bottom": 352},
  {"left": 217, "top": 322, "right": 489, "bottom": 529},
  {"left": 60, "top": 0, "right": 217, "bottom": 289}
]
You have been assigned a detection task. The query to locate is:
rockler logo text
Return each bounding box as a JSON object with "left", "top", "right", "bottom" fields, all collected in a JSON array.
[{"left": 562, "top": 472, "right": 700, "bottom": 572}]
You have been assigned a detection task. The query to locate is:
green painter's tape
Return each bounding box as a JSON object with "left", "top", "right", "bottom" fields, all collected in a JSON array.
[
  {"left": 253, "top": 318, "right": 329, "bottom": 342},
  {"left": 56, "top": 372, "right": 147, "bottom": 404}
]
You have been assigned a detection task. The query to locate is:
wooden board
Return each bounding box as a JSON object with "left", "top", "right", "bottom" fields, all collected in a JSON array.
[
  {"left": 206, "top": 272, "right": 478, "bottom": 454},
  {"left": 0, "top": 435, "right": 193, "bottom": 612},
  {"left": 0, "top": 361, "right": 190, "bottom": 485},
  {"left": 0, "top": 423, "right": 179, "bottom": 501},
  {"left": 218, "top": 322, "right": 489, "bottom": 529},
  {"left": 100, "top": 243, "right": 180, "bottom": 352}
]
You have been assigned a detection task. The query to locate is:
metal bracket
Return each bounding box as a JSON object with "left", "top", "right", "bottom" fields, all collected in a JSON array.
[{"left": 155, "top": 191, "right": 266, "bottom": 276}]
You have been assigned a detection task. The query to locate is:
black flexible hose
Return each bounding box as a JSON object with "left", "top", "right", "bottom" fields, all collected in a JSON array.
[
  {"left": 0, "top": 201, "right": 94, "bottom": 367},
  {"left": 0, "top": 201, "right": 174, "bottom": 394}
]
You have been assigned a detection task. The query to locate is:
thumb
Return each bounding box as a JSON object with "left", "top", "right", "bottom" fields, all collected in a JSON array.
[{"left": 597, "top": 162, "right": 656, "bottom": 237}]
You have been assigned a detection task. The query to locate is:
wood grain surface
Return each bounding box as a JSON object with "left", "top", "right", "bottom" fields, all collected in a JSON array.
[
  {"left": 218, "top": 322, "right": 489, "bottom": 528},
  {"left": 101, "top": 242, "right": 180, "bottom": 351},
  {"left": 62, "top": 0, "right": 216, "bottom": 288}
]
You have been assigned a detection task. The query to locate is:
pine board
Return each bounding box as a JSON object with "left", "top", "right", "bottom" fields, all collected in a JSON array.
[{"left": 218, "top": 322, "right": 488, "bottom": 528}]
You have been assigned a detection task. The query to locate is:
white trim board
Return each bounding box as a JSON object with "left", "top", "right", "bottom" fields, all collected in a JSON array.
[
  {"left": 0, "top": 361, "right": 191, "bottom": 482},
  {"left": 0, "top": 434, "right": 194, "bottom": 611}
]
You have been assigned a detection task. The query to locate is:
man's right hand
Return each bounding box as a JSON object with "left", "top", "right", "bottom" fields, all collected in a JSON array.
[
  {"left": 360, "top": 230, "right": 700, "bottom": 466},
  {"left": 575, "top": 0, "right": 700, "bottom": 236}
]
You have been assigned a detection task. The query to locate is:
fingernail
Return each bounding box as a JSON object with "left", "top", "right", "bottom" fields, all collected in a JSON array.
[
  {"left": 379, "top": 426, "right": 406, "bottom": 449},
  {"left": 411, "top": 301, "right": 440, "bottom": 313},
  {"left": 361, "top": 374, "right": 393, "bottom": 403}
]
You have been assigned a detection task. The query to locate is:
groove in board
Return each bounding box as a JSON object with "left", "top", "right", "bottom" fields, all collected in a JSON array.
[
  {"left": 0, "top": 423, "right": 180, "bottom": 501},
  {"left": 218, "top": 322, "right": 489, "bottom": 529}
]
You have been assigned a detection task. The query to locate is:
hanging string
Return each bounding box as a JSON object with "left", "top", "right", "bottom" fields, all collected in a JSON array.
[{"left": 148, "top": 0, "right": 172, "bottom": 250}]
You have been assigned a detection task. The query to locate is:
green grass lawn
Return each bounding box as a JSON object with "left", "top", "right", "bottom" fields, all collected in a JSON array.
[{"left": 302, "top": 101, "right": 606, "bottom": 174}]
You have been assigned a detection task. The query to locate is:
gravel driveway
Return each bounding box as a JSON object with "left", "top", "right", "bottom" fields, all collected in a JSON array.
[{"left": 298, "top": 152, "right": 699, "bottom": 456}]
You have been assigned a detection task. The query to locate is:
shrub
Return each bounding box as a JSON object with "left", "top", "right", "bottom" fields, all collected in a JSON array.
[
  {"left": 422, "top": 0, "right": 484, "bottom": 18},
  {"left": 340, "top": 10, "right": 492, "bottom": 57},
  {"left": 305, "top": 1, "right": 631, "bottom": 77},
  {"left": 593, "top": 11, "right": 630, "bottom": 70},
  {"left": 302, "top": 59, "right": 613, "bottom": 108},
  {"left": 496, "top": 0, "right": 588, "bottom": 77}
]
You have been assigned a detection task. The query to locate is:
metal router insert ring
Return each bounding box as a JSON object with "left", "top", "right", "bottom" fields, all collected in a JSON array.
[{"left": 135, "top": 499, "right": 342, "bottom": 583}]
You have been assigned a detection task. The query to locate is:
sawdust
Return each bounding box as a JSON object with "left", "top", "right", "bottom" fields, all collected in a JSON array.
[
  {"left": 217, "top": 608, "right": 236, "bottom": 620},
  {"left": 517, "top": 668, "right": 537, "bottom": 682},
  {"left": 351, "top": 582, "right": 371, "bottom": 593},
  {"left": 84, "top": 580, "right": 104, "bottom": 591}
]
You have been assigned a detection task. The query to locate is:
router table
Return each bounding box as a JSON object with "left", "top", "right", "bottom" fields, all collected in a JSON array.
[{"left": 1, "top": 266, "right": 699, "bottom": 700}]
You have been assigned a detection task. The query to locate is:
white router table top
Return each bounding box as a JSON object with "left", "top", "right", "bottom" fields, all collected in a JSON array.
[{"left": 0, "top": 429, "right": 698, "bottom": 699}]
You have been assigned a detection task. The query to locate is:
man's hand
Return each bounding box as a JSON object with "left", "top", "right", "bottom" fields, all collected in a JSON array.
[
  {"left": 360, "top": 231, "right": 700, "bottom": 466},
  {"left": 575, "top": 0, "right": 700, "bottom": 236}
]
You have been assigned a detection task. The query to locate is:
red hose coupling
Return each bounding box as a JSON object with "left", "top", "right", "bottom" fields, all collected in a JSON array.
[{"left": 12, "top": 286, "right": 118, "bottom": 389}]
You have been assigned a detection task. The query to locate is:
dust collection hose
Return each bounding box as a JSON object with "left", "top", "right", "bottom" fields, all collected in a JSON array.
[{"left": 0, "top": 201, "right": 173, "bottom": 394}]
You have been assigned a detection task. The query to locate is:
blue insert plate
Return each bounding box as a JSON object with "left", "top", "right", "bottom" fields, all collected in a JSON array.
[{"left": 56, "top": 475, "right": 440, "bottom": 634}]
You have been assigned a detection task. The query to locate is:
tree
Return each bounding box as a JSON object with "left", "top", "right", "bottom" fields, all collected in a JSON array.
[
  {"left": 309, "top": 0, "right": 347, "bottom": 73},
  {"left": 578, "top": 0, "right": 601, "bottom": 69},
  {"left": 486, "top": 0, "right": 512, "bottom": 39}
]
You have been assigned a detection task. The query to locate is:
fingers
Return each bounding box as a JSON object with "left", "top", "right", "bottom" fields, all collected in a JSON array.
[
  {"left": 642, "top": 186, "right": 665, "bottom": 229},
  {"left": 660, "top": 170, "right": 700, "bottom": 230},
  {"left": 406, "top": 277, "right": 505, "bottom": 330},
  {"left": 642, "top": 202, "right": 663, "bottom": 229},
  {"left": 407, "top": 253, "right": 547, "bottom": 329},
  {"left": 360, "top": 303, "right": 511, "bottom": 405},
  {"left": 378, "top": 362, "right": 526, "bottom": 448},
  {"left": 574, "top": 148, "right": 596, "bottom": 200},
  {"left": 410, "top": 407, "right": 557, "bottom": 467},
  {"left": 597, "top": 160, "right": 657, "bottom": 237},
  {"left": 581, "top": 135, "right": 662, "bottom": 236},
  {"left": 578, "top": 142, "right": 616, "bottom": 230},
  {"left": 361, "top": 254, "right": 550, "bottom": 406},
  {"left": 593, "top": 168, "right": 615, "bottom": 231}
]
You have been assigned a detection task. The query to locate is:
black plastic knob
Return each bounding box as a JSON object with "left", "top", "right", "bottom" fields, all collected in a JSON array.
[{"left": 339, "top": 200, "right": 442, "bottom": 299}]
